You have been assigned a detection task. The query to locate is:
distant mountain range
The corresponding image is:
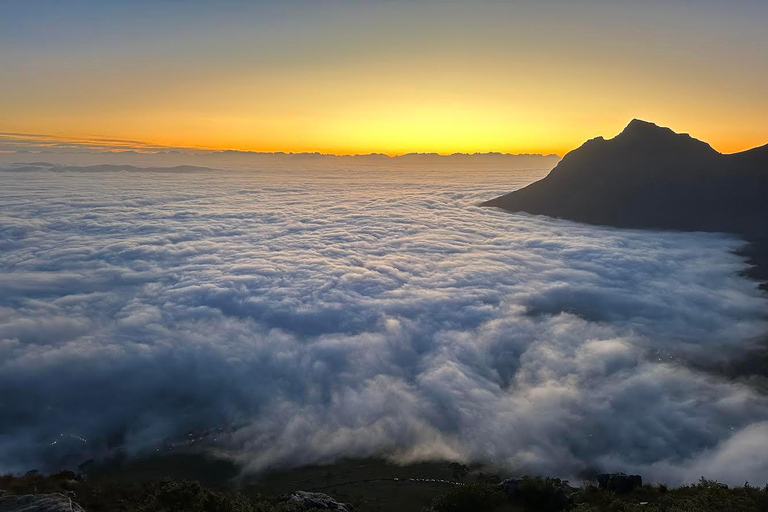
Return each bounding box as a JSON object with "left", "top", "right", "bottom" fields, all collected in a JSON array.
[
  {"left": 483, "top": 119, "right": 768, "bottom": 287},
  {"left": 0, "top": 148, "right": 560, "bottom": 170}
]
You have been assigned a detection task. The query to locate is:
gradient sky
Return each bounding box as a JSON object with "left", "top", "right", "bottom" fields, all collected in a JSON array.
[{"left": 2, "top": 0, "right": 767, "bottom": 155}]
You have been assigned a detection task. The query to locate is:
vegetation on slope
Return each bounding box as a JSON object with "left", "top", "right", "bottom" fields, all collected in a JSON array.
[
  {"left": 427, "top": 477, "right": 768, "bottom": 512},
  {"left": 4, "top": 470, "right": 768, "bottom": 512},
  {"left": 0, "top": 472, "right": 301, "bottom": 512}
]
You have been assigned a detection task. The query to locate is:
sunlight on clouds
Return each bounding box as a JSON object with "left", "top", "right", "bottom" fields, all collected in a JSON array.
[{"left": 0, "top": 164, "right": 766, "bottom": 485}]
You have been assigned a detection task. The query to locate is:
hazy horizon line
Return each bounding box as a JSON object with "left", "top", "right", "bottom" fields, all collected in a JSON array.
[{"left": 0, "top": 132, "right": 567, "bottom": 158}]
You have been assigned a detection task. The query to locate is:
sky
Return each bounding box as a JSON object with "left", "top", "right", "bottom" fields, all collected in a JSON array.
[{"left": 1, "top": 0, "right": 767, "bottom": 155}]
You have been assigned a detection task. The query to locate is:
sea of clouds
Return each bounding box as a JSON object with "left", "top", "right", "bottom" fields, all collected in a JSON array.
[{"left": 1, "top": 163, "right": 767, "bottom": 485}]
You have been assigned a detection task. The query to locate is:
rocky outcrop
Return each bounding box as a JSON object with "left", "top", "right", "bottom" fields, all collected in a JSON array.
[
  {"left": 285, "top": 491, "right": 355, "bottom": 511},
  {"left": 499, "top": 478, "right": 523, "bottom": 497},
  {"left": 0, "top": 493, "right": 85, "bottom": 512},
  {"left": 597, "top": 473, "right": 643, "bottom": 494}
]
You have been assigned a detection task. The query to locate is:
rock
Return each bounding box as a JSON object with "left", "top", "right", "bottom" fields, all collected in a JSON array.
[
  {"left": 597, "top": 473, "right": 643, "bottom": 494},
  {"left": 499, "top": 478, "right": 522, "bottom": 498},
  {"left": 553, "top": 486, "right": 572, "bottom": 506},
  {"left": 285, "top": 491, "right": 355, "bottom": 511},
  {"left": 0, "top": 493, "right": 85, "bottom": 512}
]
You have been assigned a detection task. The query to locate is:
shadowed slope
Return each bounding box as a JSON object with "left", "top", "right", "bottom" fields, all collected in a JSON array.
[{"left": 483, "top": 119, "right": 767, "bottom": 233}]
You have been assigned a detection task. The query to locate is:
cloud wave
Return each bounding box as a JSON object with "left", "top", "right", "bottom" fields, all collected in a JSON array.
[{"left": 0, "top": 164, "right": 766, "bottom": 484}]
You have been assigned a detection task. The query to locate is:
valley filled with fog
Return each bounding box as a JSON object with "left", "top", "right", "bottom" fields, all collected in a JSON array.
[{"left": 1, "top": 163, "right": 766, "bottom": 485}]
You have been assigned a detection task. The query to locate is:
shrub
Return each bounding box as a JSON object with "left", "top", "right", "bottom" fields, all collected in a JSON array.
[
  {"left": 513, "top": 477, "right": 571, "bottom": 512},
  {"left": 427, "top": 484, "right": 507, "bottom": 512}
]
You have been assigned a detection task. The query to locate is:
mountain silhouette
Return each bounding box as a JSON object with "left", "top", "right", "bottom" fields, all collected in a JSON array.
[
  {"left": 483, "top": 119, "right": 767, "bottom": 233},
  {"left": 483, "top": 119, "right": 768, "bottom": 287}
]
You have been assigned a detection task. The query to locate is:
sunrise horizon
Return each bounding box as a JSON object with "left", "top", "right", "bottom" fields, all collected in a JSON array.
[
  {"left": 4, "top": 2, "right": 768, "bottom": 160},
  {"left": 3, "top": 2, "right": 768, "bottom": 511},
  {"left": 3, "top": 117, "right": 766, "bottom": 159}
]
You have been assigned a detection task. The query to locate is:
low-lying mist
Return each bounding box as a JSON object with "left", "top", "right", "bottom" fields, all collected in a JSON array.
[{"left": 1, "top": 163, "right": 766, "bottom": 485}]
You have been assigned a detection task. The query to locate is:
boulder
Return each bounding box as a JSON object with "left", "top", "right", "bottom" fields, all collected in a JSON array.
[
  {"left": 285, "top": 491, "right": 355, "bottom": 511},
  {"left": 499, "top": 478, "right": 522, "bottom": 498},
  {"left": 0, "top": 493, "right": 85, "bottom": 512},
  {"left": 597, "top": 473, "right": 642, "bottom": 494}
]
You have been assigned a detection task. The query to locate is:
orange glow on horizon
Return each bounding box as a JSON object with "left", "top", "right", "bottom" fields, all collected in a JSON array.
[
  {"left": 3, "top": 2, "right": 767, "bottom": 159},
  {"left": 9, "top": 121, "right": 764, "bottom": 159}
]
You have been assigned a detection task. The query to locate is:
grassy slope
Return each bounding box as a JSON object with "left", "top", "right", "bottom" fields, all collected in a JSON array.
[{"left": 5, "top": 456, "right": 768, "bottom": 512}]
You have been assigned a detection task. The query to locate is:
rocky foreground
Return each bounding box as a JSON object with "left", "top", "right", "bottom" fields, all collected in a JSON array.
[{"left": 3, "top": 469, "right": 768, "bottom": 512}]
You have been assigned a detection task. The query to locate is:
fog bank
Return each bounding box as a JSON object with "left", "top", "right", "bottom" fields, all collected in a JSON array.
[{"left": 1, "top": 163, "right": 766, "bottom": 485}]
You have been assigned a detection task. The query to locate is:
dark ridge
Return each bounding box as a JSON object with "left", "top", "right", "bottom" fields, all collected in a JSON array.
[{"left": 482, "top": 119, "right": 768, "bottom": 289}]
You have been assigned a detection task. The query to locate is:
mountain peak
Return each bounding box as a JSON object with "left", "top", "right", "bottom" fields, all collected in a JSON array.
[
  {"left": 619, "top": 119, "right": 676, "bottom": 138},
  {"left": 612, "top": 119, "right": 718, "bottom": 156},
  {"left": 626, "top": 118, "right": 657, "bottom": 129}
]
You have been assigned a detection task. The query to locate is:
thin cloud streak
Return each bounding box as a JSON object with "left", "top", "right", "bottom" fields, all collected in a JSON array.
[{"left": 0, "top": 132, "right": 204, "bottom": 153}]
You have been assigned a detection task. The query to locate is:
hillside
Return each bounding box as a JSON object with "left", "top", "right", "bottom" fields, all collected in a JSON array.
[
  {"left": 482, "top": 119, "right": 768, "bottom": 287},
  {"left": 483, "top": 119, "right": 767, "bottom": 234}
]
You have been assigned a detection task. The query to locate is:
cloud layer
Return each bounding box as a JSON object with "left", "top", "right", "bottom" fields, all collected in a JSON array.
[{"left": 1, "top": 163, "right": 766, "bottom": 484}]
